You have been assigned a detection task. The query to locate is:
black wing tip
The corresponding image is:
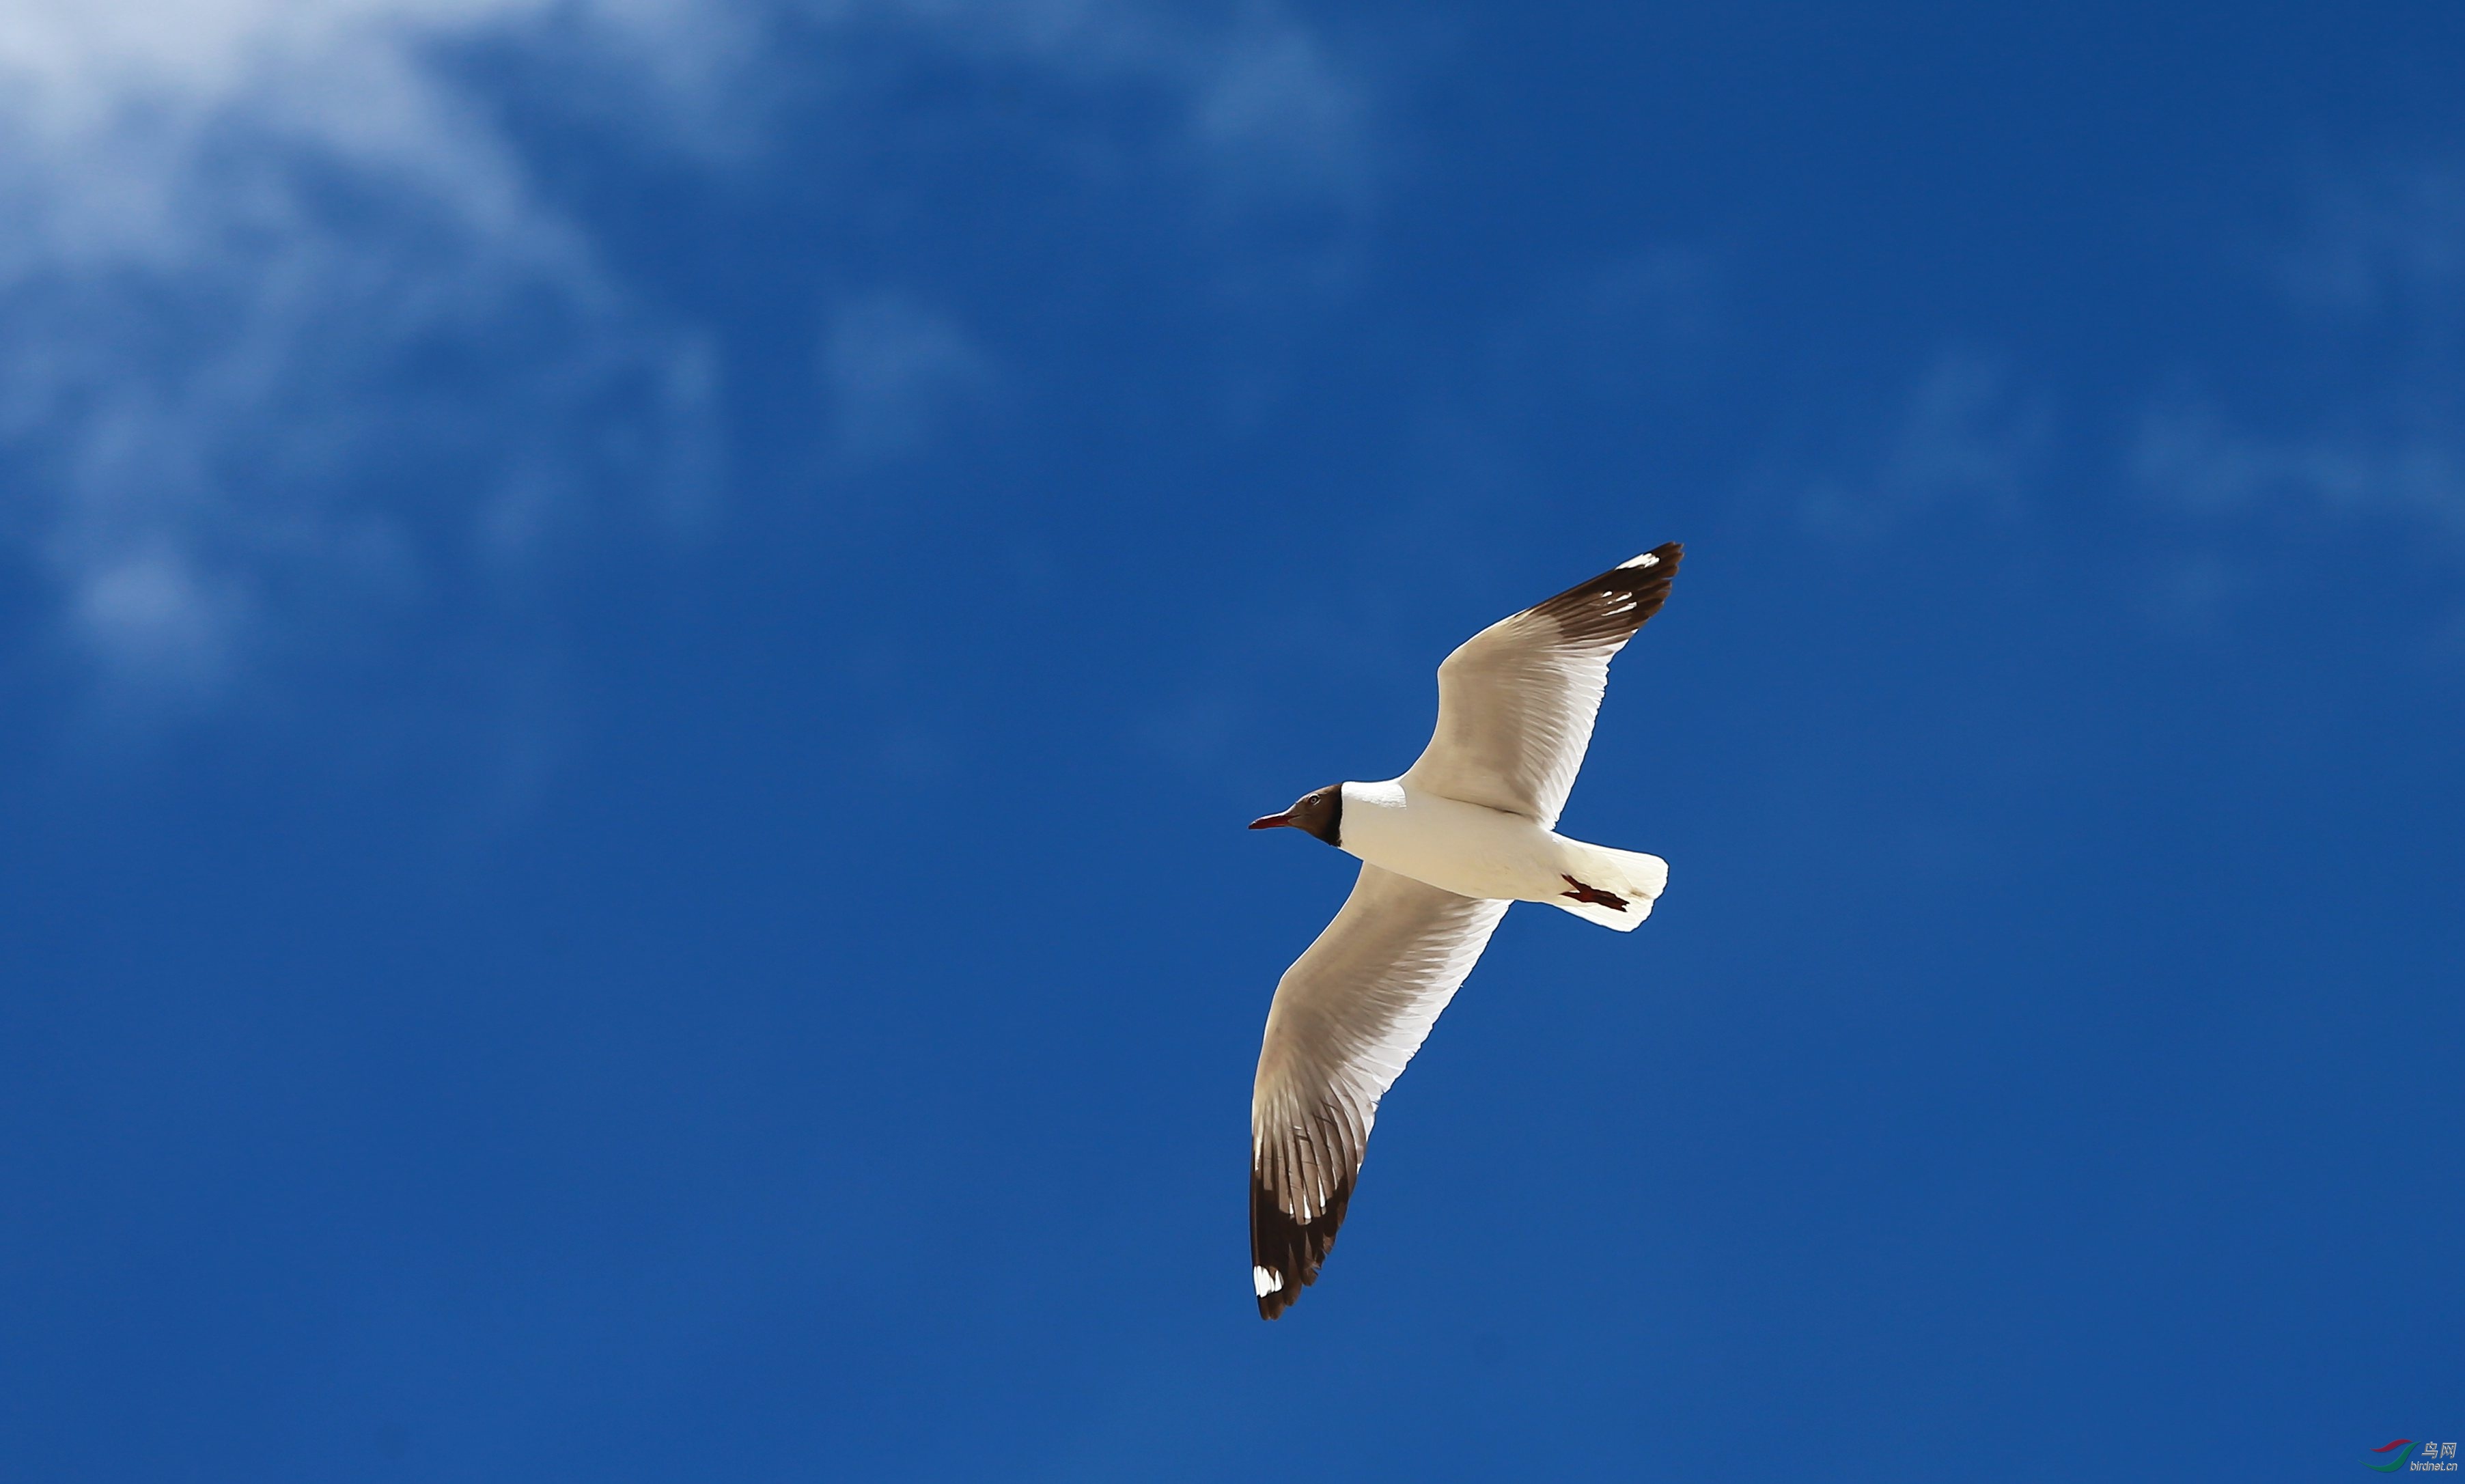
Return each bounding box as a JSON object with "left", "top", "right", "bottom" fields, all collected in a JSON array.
[
  {"left": 1527, "top": 541, "right": 1683, "bottom": 643},
  {"left": 1250, "top": 1166, "right": 1354, "bottom": 1321},
  {"left": 1257, "top": 1280, "right": 1296, "bottom": 1321}
]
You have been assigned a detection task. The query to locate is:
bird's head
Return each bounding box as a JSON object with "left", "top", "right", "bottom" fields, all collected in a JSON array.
[{"left": 1249, "top": 785, "right": 1343, "bottom": 846}]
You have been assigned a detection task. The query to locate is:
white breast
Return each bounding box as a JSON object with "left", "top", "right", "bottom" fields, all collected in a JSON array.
[{"left": 1335, "top": 779, "right": 1567, "bottom": 903}]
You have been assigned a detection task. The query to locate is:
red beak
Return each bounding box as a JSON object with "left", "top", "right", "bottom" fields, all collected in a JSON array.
[{"left": 1249, "top": 811, "right": 1296, "bottom": 830}]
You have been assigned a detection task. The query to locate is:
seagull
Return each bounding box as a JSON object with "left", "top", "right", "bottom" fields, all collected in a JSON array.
[{"left": 1245, "top": 544, "right": 1682, "bottom": 1319}]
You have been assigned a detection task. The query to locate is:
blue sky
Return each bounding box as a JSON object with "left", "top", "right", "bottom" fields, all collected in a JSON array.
[{"left": 2, "top": 1, "right": 2460, "bottom": 1478}]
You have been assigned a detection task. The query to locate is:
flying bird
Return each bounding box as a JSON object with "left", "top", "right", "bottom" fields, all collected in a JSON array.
[{"left": 1246, "top": 544, "right": 1682, "bottom": 1318}]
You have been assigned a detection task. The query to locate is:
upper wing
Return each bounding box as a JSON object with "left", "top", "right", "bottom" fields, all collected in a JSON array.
[
  {"left": 1402, "top": 544, "right": 1682, "bottom": 827},
  {"left": 1251, "top": 863, "right": 1510, "bottom": 1319}
]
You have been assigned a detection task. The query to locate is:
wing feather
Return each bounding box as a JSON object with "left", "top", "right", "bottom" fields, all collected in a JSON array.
[
  {"left": 1249, "top": 864, "right": 1509, "bottom": 1318},
  {"left": 1402, "top": 544, "right": 1682, "bottom": 826}
]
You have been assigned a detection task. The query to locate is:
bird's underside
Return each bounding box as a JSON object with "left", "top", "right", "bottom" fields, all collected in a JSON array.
[{"left": 1249, "top": 544, "right": 1681, "bottom": 1318}]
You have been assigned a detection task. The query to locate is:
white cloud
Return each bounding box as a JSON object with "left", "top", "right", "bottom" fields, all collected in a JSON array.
[
  {"left": 2130, "top": 401, "right": 2465, "bottom": 537},
  {"left": 821, "top": 292, "right": 999, "bottom": 464},
  {"left": 0, "top": 0, "right": 1378, "bottom": 712},
  {"left": 2276, "top": 163, "right": 2465, "bottom": 320},
  {"left": 878, "top": 0, "right": 1375, "bottom": 200},
  {"left": 0, "top": 0, "right": 734, "bottom": 704},
  {"left": 1877, "top": 351, "right": 2050, "bottom": 511},
  {"left": 2133, "top": 162, "right": 2465, "bottom": 546},
  {"left": 1180, "top": 16, "right": 1372, "bottom": 201},
  {"left": 1800, "top": 348, "right": 2053, "bottom": 540},
  {"left": 1490, "top": 249, "right": 1725, "bottom": 410},
  {"left": 67, "top": 544, "right": 249, "bottom": 695}
]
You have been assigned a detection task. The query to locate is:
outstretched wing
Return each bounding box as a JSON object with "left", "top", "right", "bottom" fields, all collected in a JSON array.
[
  {"left": 1402, "top": 544, "right": 1682, "bottom": 827},
  {"left": 1251, "top": 864, "right": 1509, "bottom": 1319}
]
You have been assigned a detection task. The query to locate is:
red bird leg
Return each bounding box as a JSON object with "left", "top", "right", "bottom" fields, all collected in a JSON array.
[{"left": 1559, "top": 875, "right": 1629, "bottom": 911}]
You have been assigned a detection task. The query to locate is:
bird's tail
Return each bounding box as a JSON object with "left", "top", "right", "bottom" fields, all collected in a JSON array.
[{"left": 1544, "top": 840, "right": 1668, "bottom": 932}]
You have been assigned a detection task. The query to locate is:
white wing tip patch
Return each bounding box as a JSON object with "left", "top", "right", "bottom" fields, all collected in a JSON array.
[
  {"left": 1253, "top": 1265, "right": 1284, "bottom": 1297},
  {"left": 1617, "top": 550, "right": 1660, "bottom": 569}
]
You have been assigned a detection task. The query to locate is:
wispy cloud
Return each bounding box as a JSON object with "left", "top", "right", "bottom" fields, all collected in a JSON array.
[
  {"left": 821, "top": 292, "right": 1000, "bottom": 466},
  {"left": 1489, "top": 249, "right": 1725, "bottom": 415},
  {"left": 1799, "top": 348, "right": 2054, "bottom": 540},
  {"left": 2276, "top": 163, "right": 2465, "bottom": 322},
  {"left": 0, "top": 0, "right": 1379, "bottom": 714},
  {"left": 2130, "top": 402, "right": 2465, "bottom": 535},
  {"left": 2132, "top": 161, "right": 2465, "bottom": 546},
  {"left": 874, "top": 0, "right": 1377, "bottom": 204},
  {"left": 0, "top": 0, "right": 729, "bottom": 705}
]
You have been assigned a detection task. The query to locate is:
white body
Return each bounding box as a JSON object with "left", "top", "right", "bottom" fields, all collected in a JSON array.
[
  {"left": 1248, "top": 546, "right": 1682, "bottom": 1317},
  {"left": 1336, "top": 778, "right": 1667, "bottom": 929}
]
